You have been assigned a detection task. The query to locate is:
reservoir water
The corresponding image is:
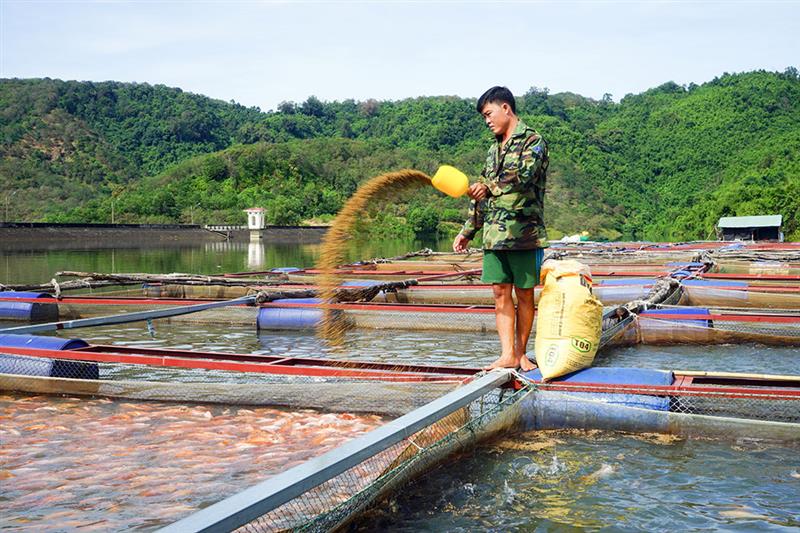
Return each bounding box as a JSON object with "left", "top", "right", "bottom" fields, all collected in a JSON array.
[{"left": 1, "top": 237, "right": 799, "bottom": 530}]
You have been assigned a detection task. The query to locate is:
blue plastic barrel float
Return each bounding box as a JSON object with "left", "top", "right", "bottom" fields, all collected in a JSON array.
[
  {"left": 0, "top": 333, "right": 98, "bottom": 379},
  {"left": 518, "top": 366, "right": 674, "bottom": 433},
  {"left": 0, "top": 291, "right": 59, "bottom": 322},
  {"left": 681, "top": 279, "right": 748, "bottom": 288},
  {"left": 665, "top": 262, "right": 705, "bottom": 269},
  {"left": 257, "top": 280, "right": 383, "bottom": 330},
  {"left": 643, "top": 307, "right": 712, "bottom": 327},
  {"left": 341, "top": 280, "right": 381, "bottom": 287},
  {"left": 341, "top": 280, "right": 385, "bottom": 300},
  {"left": 257, "top": 298, "right": 323, "bottom": 330}
]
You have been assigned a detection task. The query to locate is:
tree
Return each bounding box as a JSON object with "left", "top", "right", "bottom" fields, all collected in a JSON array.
[{"left": 300, "top": 96, "right": 325, "bottom": 117}]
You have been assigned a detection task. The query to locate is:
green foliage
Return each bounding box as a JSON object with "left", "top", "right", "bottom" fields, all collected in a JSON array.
[
  {"left": 407, "top": 204, "right": 441, "bottom": 235},
  {"left": 2, "top": 69, "right": 799, "bottom": 241}
]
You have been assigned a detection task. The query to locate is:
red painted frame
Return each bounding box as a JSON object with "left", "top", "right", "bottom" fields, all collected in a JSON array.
[{"left": 0, "top": 345, "right": 477, "bottom": 382}]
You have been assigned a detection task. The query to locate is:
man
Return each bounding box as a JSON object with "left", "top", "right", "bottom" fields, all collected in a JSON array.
[{"left": 453, "top": 86, "right": 549, "bottom": 371}]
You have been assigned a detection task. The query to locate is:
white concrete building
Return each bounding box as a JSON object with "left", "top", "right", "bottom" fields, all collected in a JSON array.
[{"left": 244, "top": 208, "right": 266, "bottom": 230}]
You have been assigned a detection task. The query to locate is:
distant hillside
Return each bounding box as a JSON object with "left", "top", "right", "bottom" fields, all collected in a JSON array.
[
  {"left": 0, "top": 79, "right": 265, "bottom": 219},
  {"left": 1, "top": 69, "right": 798, "bottom": 240},
  {"left": 588, "top": 71, "right": 800, "bottom": 240}
]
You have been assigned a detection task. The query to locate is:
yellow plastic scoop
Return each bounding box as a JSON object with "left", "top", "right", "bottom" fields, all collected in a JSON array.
[{"left": 431, "top": 165, "right": 469, "bottom": 197}]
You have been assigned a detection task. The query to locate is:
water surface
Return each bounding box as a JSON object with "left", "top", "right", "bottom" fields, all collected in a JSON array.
[
  {"left": 1, "top": 238, "right": 799, "bottom": 531},
  {"left": 0, "top": 393, "right": 382, "bottom": 531},
  {"left": 356, "top": 430, "right": 800, "bottom": 531}
]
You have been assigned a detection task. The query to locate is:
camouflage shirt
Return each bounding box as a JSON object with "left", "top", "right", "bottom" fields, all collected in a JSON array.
[{"left": 460, "top": 119, "right": 549, "bottom": 250}]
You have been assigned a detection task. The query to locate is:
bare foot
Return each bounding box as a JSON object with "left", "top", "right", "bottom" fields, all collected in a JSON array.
[
  {"left": 519, "top": 354, "right": 536, "bottom": 372},
  {"left": 485, "top": 355, "right": 519, "bottom": 370}
]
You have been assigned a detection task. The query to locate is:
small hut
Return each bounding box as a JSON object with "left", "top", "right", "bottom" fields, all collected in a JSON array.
[
  {"left": 244, "top": 207, "right": 266, "bottom": 230},
  {"left": 716, "top": 215, "right": 783, "bottom": 242}
]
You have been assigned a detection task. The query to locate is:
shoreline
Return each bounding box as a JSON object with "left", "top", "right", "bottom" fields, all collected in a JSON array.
[{"left": 0, "top": 223, "right": 329, "bottom": 250}]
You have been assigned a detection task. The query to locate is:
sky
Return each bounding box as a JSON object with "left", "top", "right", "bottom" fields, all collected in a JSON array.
[{"left": 1, "top": 0, "right": 798, "bottom": 111}]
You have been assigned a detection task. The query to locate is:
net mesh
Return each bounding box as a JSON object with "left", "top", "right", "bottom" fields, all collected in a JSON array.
[
  {"left": 5, "top": 252, "right": 800, "bottom": 531},
  {"left": 236, "top": 381, "right": 531, "bottom": 533},
  {"left": 681, "top": 286, "right": 800, "bottom": 309},
  {"left": 711, "top": 260, "right": 800, "bottom": 276},
  {"left": 634, "top": 315, "right": 800, "bottom": 346},
  {"left": 3, "top": 343, "right": 799, "bottom": 531},
  {"left": 0, "top": 343, "right": 529, "bottom": 530},
  {"left": 342, "top": 307, "right": 497, "bottom": 332},
  {"left": 56, "top": 301, "right": 259, "bottom": 323},
  {"left": 548, "top": 250, "right": 701, "bottom": 265},
  {"left": 0, "top": 354, "right": 464, "bottom": 416},
  {"left": 532, "top": 381, "right": 800, "bottom": 425},
  {"left": 175, "top": 372, "right": 798, "bottom": 532},
  {"left": 669, "top": 390, "right": 800, "bottom": 424}
]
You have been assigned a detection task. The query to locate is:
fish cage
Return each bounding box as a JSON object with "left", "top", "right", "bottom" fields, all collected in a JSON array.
[
  {"left": 0, "top": 339, "right": 472, "bottom": 417},
  {"left": 679, "top": 281, "right": 800, "bottom": 308},
  {"left": 517, "top": 367, "right": 800, "bottom": 439},
  {"left": 383, "top": 282, "right": 651, "bottom": 306},
  {"left": 5, "top": 243, "right": 800, "bottom": 531},
  {"left": 3, "top": 325, "right": 800, "bottom": 530},
  {"left": 603, "top": 307, "right": 800, "bottom": 347},
  {"left": 158, "top": 370, "right": 528, "bottom": 533},
  {"left": 155, "top": 365, "right": 800, "bottom": 532}
]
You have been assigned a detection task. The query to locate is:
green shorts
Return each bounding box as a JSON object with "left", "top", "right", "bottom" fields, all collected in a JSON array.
[{"left": 481, "top": 248, "right": 544, "bottom": 289}]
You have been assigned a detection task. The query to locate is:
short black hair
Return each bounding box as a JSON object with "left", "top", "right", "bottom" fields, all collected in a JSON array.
[{"left": 476, "top": 86, "right": 516, "bottom": 114}]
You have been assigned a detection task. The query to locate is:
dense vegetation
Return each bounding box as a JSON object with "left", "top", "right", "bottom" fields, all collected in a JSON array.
[{"left": 1, "top": 69, "right": 798, "bottom": 240}]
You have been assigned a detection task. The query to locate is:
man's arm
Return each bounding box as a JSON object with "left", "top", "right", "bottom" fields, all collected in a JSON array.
[{"left": 454, "top": 196, "right": 485, "bottom": 252}]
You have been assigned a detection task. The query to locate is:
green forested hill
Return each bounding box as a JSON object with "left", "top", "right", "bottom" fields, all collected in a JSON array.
[
  {"left": 1, "top": 69, "right": 798, "bottom": 240},
  {"left": 0, "top": 78, "right": 265, "bottom": 218},
  {"left": 590, "top": 72, "right": 800, "bottom": 240}
]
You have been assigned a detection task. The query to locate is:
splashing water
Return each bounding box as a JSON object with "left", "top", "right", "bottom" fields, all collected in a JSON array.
[
  {"left": 502, "top": 480, "right": 517, "bottom": 505},
  {"left": 545, "top": 454, "right": 567, "bottom": 476}
]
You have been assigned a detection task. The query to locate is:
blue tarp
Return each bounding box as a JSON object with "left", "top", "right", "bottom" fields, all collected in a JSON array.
[{"left": 521, "top": 366, "right": 673, "bottom": 411}]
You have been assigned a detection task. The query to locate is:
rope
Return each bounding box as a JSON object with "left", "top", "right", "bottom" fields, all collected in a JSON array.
[
  {"left": 351, "top": 248, "right": 436, "bottom": 266},
  {"left": 50, "top": 278, "right": 62, "bottom": 299}
]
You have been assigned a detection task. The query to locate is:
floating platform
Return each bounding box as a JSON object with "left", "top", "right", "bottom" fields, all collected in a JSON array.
[
  {"left": 1, "top": 335, "right": 797, "bottom": 441},
  {"left": 517, "top": 366, "right": 800, "bottom": 442}
]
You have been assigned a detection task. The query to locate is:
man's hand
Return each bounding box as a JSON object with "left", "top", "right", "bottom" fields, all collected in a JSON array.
[
  {"left": 453, "top": 233, "right": 470, "bottom": 253},
  {"left": 467, "top": 183, "right": 489, "bottom": 201}
]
